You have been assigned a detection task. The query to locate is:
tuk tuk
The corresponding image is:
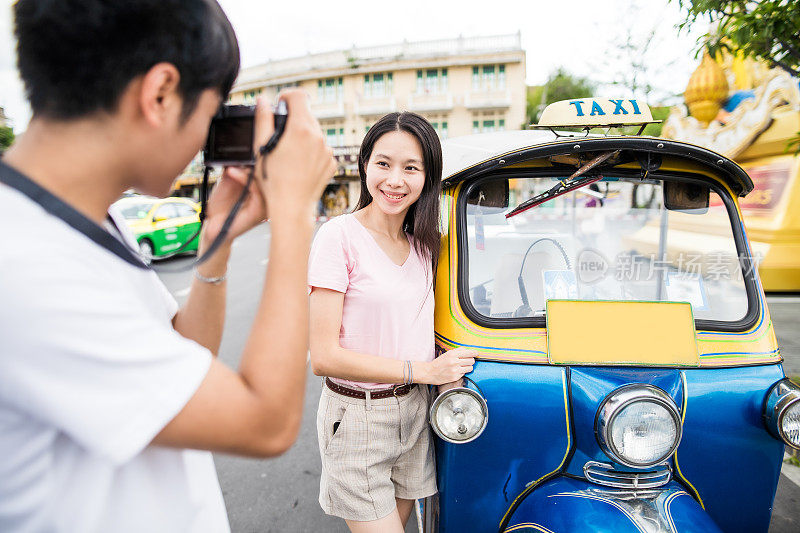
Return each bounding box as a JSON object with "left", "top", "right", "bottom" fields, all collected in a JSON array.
[{"left": 423, "top": 98, "right": 800, "bottom": 532}]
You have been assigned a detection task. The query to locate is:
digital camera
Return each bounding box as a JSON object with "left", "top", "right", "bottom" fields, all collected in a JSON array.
[{"left": 203, "top": 100, "right": 288, "bottom": 166}]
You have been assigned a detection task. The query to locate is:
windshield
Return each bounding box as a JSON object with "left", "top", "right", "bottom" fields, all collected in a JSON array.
[
  {"left": 118, "top": 202, "right": 155, "bottom": 220},
  {"left": 463, "top": 175, "right": 753, "bottom": 325}
]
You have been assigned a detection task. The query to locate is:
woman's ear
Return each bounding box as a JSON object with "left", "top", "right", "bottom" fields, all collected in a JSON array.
[{"left": 138, "top": 62, "right": 182, "bottom": 127}]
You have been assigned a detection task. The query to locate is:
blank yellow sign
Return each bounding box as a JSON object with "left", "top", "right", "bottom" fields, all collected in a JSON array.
[{"left": 546, "top": 300, "right": 699, "bottom": 367}]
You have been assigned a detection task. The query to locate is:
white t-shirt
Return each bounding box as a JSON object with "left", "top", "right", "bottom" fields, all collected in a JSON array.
[{"left": 0, "top": 167, "right": 229, "bottom": 532}]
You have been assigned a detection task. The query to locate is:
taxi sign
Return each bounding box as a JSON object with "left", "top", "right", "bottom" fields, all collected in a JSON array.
[{"left": 536, "top": 98, "right": 659, "bottom": 129}]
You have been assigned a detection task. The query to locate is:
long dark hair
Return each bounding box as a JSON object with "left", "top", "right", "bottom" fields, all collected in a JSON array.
[{"left": 354, "top": 112, "right": 442, "bottom": 275}]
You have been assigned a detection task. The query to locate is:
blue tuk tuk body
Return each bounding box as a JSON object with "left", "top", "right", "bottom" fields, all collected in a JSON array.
[
  {"left": 433, "top": 364, "right": 784, "bottom": 532},
  {"left": 424, "top": 104, "right": 798, "bottom": 533}
]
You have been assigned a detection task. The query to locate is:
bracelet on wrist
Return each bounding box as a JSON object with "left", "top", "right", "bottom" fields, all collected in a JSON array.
[
  {"left": 402, "top": 360, "right": 414, "bottom": 386},
  {"left": 193, "top": 267, "right": 227, "bottom": 285}
]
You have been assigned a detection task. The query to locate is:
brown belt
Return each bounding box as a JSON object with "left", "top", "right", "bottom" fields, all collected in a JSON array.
[{"left": 325, "top": 377, "right": 415, "bottom": 400}]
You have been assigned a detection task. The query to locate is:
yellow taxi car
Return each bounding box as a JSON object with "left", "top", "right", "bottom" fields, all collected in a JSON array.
[{"left": 112, "top": 196, "right": 201, "bottom": 265}]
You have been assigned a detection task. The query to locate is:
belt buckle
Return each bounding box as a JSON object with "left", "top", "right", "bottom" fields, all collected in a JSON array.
[{"left": 392, "top": 384, "right": 405, "bottom": 397}]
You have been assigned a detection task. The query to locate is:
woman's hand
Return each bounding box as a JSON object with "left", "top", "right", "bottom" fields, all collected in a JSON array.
[{"left": 418, "top": 347, "right": 475, "bottom": 386}]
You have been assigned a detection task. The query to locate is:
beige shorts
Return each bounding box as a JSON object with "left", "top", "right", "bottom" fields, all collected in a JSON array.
[{"left": 316, "top": 381, "right": 437, "bottom": 521}]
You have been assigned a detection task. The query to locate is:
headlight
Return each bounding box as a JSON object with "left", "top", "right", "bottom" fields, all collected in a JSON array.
[
  {"left": 596, "top": 384, "right": 682, "bottom": 468},
  {"left": 430, "top": 386, "right": 488, "bottom": 444},
  {"left": 764, "top": 379, "right": 800, "bottom": 450}
]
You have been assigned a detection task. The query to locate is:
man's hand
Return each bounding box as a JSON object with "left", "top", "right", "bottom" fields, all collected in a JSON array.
[
  {"left": 252, "top": 90, "right": 336, "bottom": 222},
  {"left": 199, "top": 87, "right": 336, "bottom": 251},
  {"left": 198, "top": 166, "right": 266, "bottom": 253}
]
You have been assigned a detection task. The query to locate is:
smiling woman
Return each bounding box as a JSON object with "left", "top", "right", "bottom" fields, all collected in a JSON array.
[
  {"left": 352, "top": 112, "right": 443, "bottom": 274},
  {"left": 307, "top": 112, "right": 476, "bottom": 533}
]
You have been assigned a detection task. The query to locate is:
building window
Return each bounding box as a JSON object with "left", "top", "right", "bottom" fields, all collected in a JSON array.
[
  {"left": 417, "top": 68, "right": 448, "bottom": 95},
  {"left": 430, "top": 120, "right": 449, "bottom": 139},
  {"left": 472, "top": 64, "right": 506, "bottom": 91},
  {"left": 425, "top": 70, "right": 437, "bottom": 93},
  {"left": 482, "top": 66, "right": 495, "bottom": 91},
  {"left": 324, "top": 126, "right": 345, "bottom": 147},
  {"left": 274, "top": 82, "right": 299, "bottom": 93},
  {"left": 473, "top": 114, "right": 506, "bottom": 133},
  {"left": 364, "top": 72, "right": 393, "bottom": 98},
  {"left": 318, "top": 77, "right": 343, "bottom": 103},
  {"left": 243, "top": 89, "right": 262, "bottom": 103}
]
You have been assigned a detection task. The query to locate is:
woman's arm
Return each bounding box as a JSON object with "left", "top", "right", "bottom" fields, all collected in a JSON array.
[{"left": 309, "top": 287, "right": 475, "bottom": 385}]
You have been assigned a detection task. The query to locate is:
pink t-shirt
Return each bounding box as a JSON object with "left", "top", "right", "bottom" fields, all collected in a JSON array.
[{"left": 308, "top": 213, "right": 435, "bottom": 390}]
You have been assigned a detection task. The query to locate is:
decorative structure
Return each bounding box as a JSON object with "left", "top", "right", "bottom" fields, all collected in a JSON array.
[
  {"left": 663, "top": 55, "right": 800, "bottom": 291},
  {"left": 663, "top": 67, "right": 799, "bottom": 159},
  {"left": 682, "top": 52, "right": 729, "bottom": 126}
]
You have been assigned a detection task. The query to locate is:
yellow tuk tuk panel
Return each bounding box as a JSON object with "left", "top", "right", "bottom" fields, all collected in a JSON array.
[{"left": 546, "top": 300, "right": 700, "bottom": 366}]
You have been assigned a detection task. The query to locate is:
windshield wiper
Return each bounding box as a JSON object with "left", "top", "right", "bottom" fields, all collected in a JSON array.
[{"left": 505, "top": 150, "right": 621, "bottom": 218}]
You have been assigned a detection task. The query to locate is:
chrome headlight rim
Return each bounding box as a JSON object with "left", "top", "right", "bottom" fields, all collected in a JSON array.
[
  {"left": 429, "top": 386, "right": 488, "bottom": 444},
  {"left": 595, "top": 384, "right": 683, "bottom": 469},
  {"left": 764, "top": 378, "right": 800, "bottom": 450}
]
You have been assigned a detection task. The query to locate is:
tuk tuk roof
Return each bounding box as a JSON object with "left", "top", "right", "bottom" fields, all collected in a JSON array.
[{"left": 440, "top": 130, "right": 754, "bottom": 197}]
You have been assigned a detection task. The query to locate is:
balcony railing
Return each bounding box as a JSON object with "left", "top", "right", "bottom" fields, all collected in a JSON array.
[
  {"left": 234, "top": 33, "right": 522, "bottom": 88},
  {"left": 406, "top": 93, "right": 454, "bottom": 113},
  {"left": 311, "top": 101, "right": 346, "bottom": 120},
  {"left": 355, "top": 97, "right": 397, "bottom": 116},
  {"left": 464, "top": 90, "right": 512, "bottom": 110}
]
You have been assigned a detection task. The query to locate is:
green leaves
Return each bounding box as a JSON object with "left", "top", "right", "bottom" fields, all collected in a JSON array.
[
  {"left": 0, "top": 126, "right": 14, "bottom": 152},
  {"left": 526, "top": 69, "right": 596, "bottom": 125},
  {"left": 675, "top": 1, "right": 800, "bottom": 152},
  {"left": 675, "top": 0, "right": 800, "bottom": 76}
]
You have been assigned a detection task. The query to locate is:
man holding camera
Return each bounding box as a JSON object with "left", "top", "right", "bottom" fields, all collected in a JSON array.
[{"left": 0, "top": 1, "right": 335, "bottom": 531}]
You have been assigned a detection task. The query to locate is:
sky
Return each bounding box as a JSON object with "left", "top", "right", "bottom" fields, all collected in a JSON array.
[{"left": 0, "top": 0, "right": 708, "bottom": 133}]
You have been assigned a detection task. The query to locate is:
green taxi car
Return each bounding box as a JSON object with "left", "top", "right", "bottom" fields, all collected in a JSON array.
[{"left": 113, "top": 196, "right": 201, "bottom": 265}]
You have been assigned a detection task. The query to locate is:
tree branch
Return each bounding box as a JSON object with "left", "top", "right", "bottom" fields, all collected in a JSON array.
[
  {"left": 769, "top": 56, "right": 800, "bottom": 77},
  {"left": 775, "top": 36, "right": 800, "bottom": 62}
]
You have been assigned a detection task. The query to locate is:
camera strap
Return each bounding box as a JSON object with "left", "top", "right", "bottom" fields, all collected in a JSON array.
[
  {"left": 148, "top": 167, "right": 253, "bottom": 273},
  {"left": 0, "top": 159, "right": 149, "bottom": 269}
]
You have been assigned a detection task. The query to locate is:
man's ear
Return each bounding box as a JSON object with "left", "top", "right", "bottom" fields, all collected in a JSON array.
[{"left": 139, "top": 62, "right": 182, "bottom": 127}]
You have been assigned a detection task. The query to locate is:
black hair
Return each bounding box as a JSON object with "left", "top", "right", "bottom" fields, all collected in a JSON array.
[
  {"left": 354, "top": 112, "right": 442, "bottom": 275},
  {"left": 14, "top": 0, "right": 240, "bottom": 121}
]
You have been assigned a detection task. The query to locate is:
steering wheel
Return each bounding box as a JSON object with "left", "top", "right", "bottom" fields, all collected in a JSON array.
[{"left": 515, "top": 238, "right": 571, "bottom": 318}]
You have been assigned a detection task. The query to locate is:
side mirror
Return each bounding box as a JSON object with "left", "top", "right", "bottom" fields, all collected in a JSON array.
[
  {"left": 663, "top": 181, "right": 709, "bottom": 213},
  {"left": 468, "top": 179, "right": 509, "bottom": 208},
  {"left": 153, "top": 215, "right": 168, "bottom": 223}
]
